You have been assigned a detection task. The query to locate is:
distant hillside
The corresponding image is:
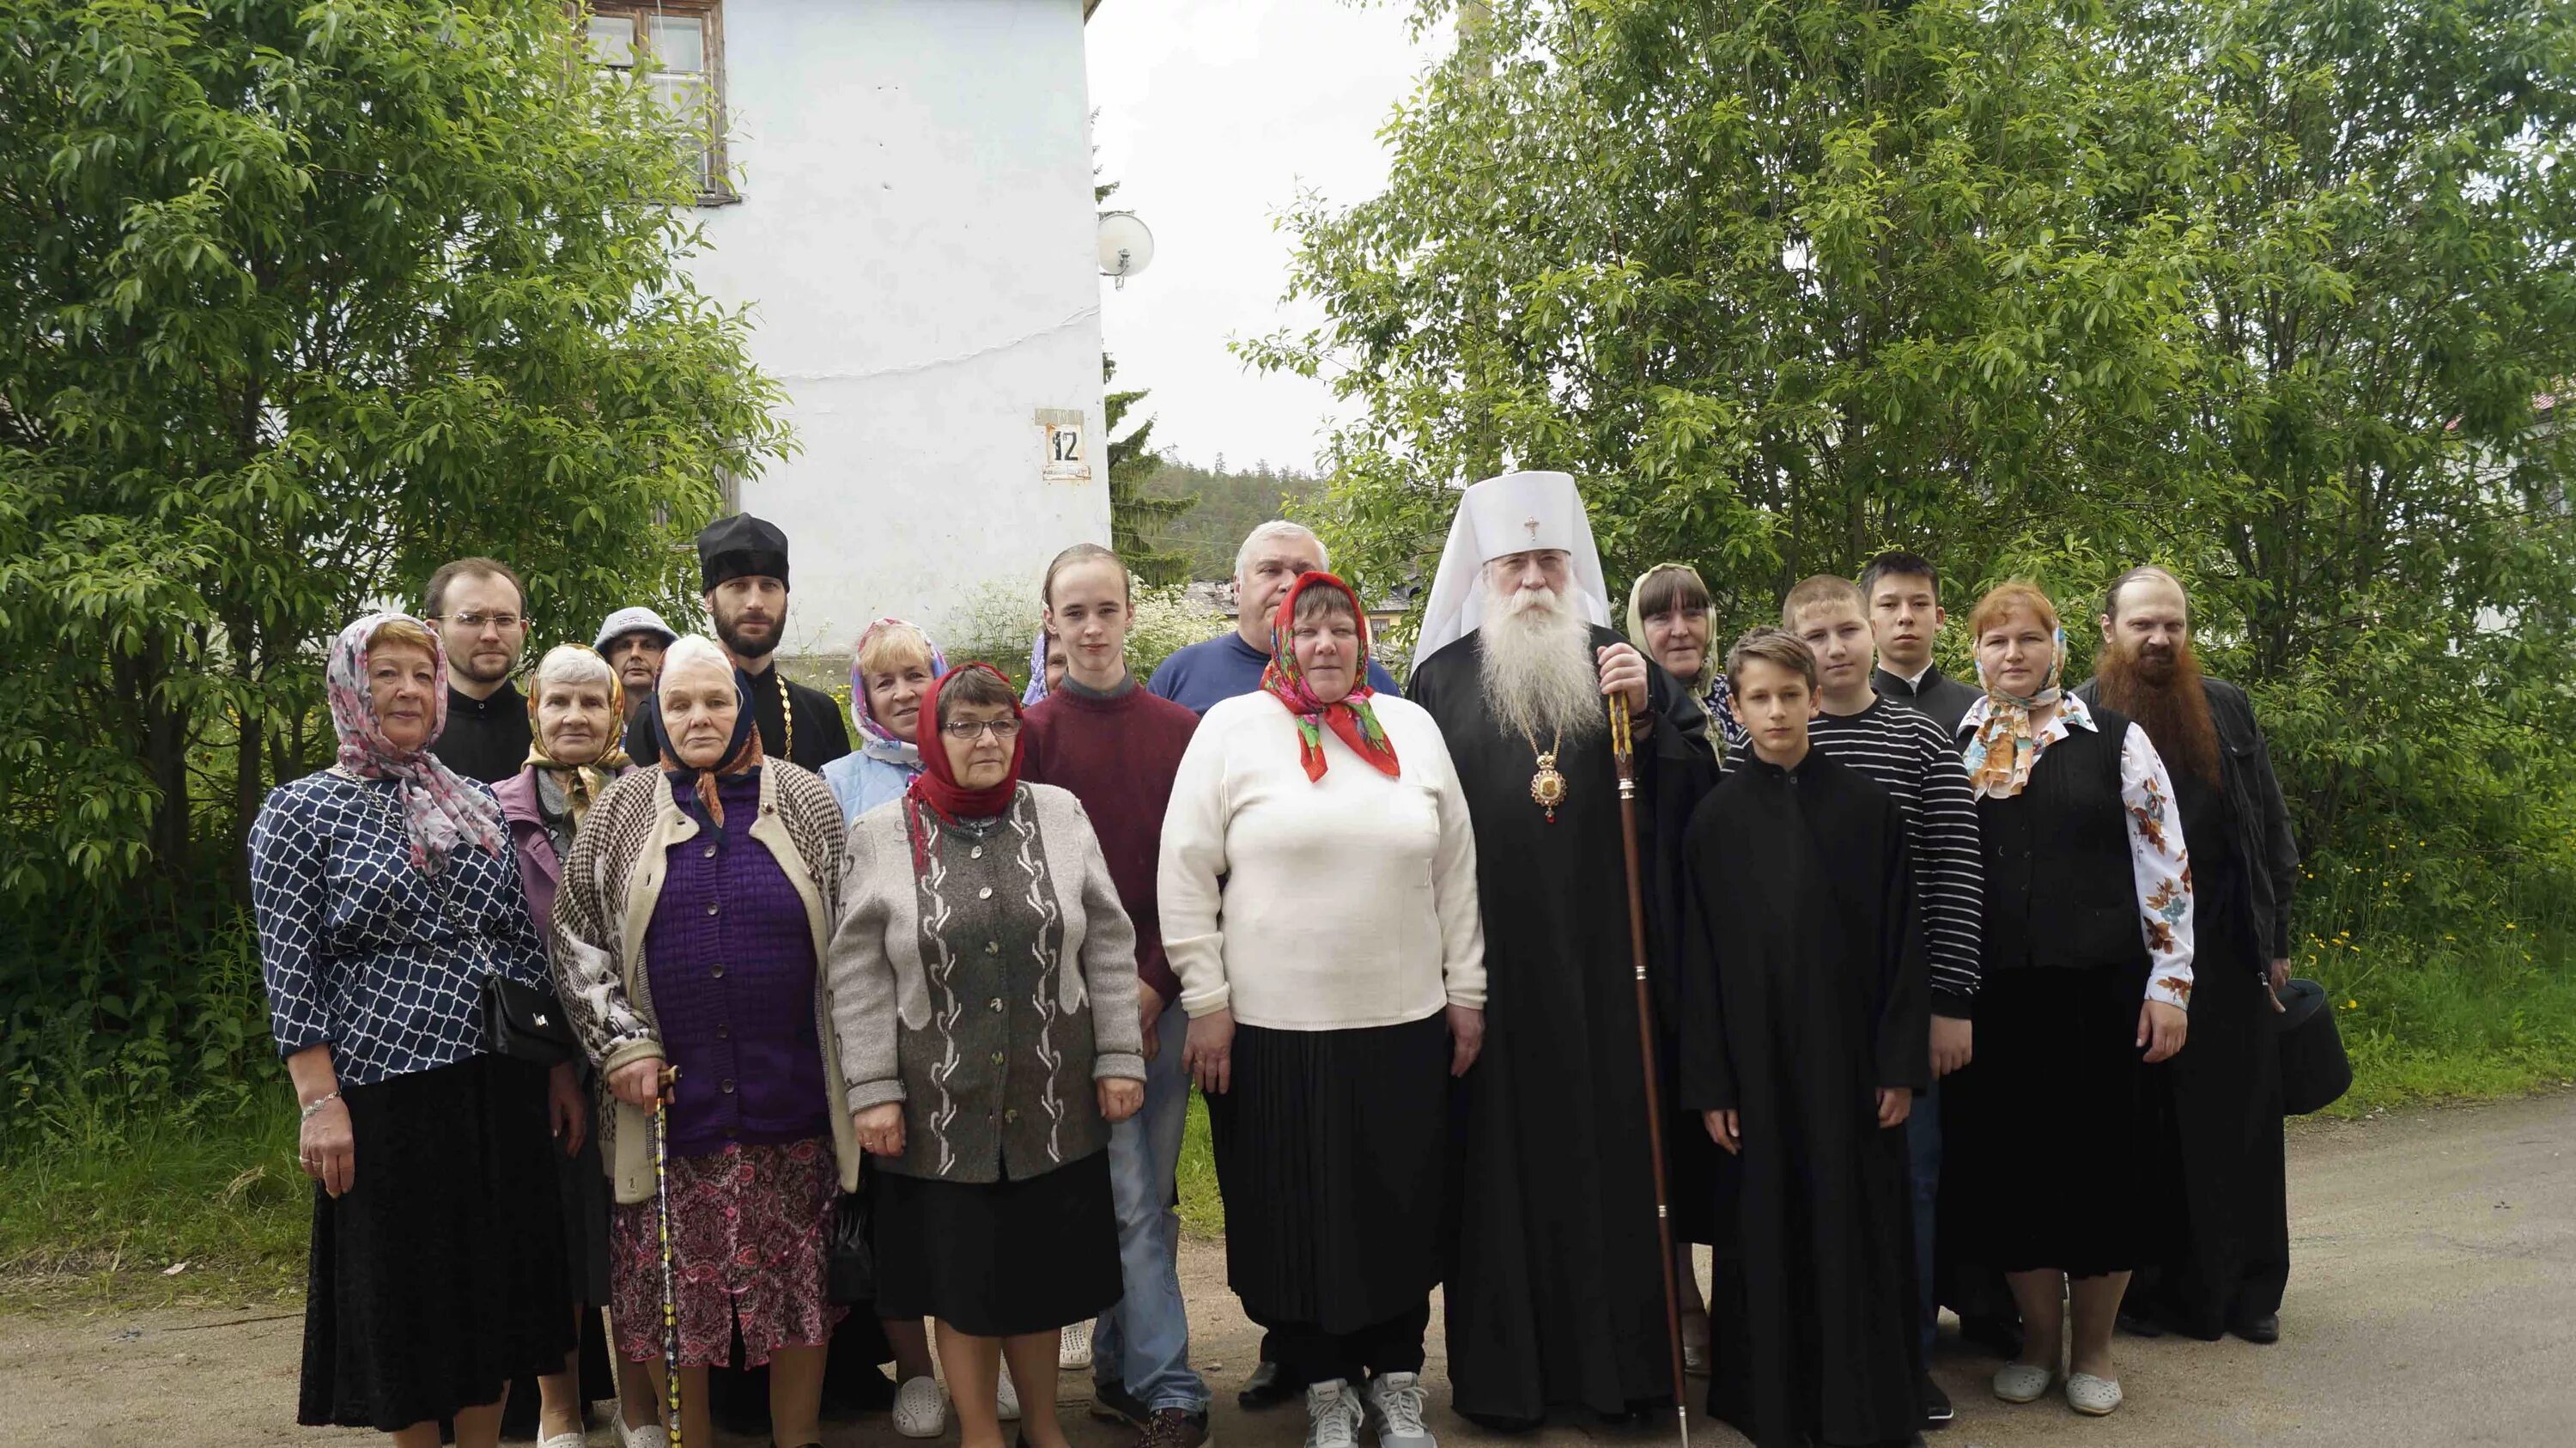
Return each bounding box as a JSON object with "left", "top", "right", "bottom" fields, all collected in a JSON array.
[{"left": 1139, "top": 455, "right": 1327, "bottom": 581}]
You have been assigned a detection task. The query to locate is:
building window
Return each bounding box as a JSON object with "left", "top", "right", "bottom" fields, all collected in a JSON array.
[{"left": 586, "top": 2, "right": 732, "bottom": 204}]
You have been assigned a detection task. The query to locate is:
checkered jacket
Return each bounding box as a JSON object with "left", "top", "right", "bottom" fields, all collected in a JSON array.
[{"left": 550, "top": 762, "right": 862, "bottom": 1204}]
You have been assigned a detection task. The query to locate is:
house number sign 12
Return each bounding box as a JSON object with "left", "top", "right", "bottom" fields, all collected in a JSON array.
[{"left": 1036, "top": 408, "right": 1091, "bottom": 484}]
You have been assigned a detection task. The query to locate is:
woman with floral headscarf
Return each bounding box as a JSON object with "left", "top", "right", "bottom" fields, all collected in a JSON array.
[
  {"left": 250, "top": 612, "right": 572, "bottom": 1446},
  {"left": 491, "top": 643, "right": 647, "bottom": 1448},
  {"left": 1157, "top": 571, "right": 1486, "bottom": 1448},
  {"left": 550, "top": 636, "right": 862, "bottom": 1448},
  {"left": 823, "top": 618, "right": 949, "bottom": 826},
  {"left": 1943, "top": 581, "right": 2194, "bottom": 1421}
]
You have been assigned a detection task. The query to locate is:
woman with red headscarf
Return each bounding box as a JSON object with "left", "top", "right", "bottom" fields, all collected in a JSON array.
[
  {"left": 827, "top": 662, "right": 1147, "bottom": 1448},
  {"left": 1157, "top": 572, "right": 1487, "bottom": 1448}
]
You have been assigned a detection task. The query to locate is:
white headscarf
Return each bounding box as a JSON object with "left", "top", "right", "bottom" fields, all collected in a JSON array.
[{"left": 1410, "top": 470, "right": 1613, "bottom": 673}]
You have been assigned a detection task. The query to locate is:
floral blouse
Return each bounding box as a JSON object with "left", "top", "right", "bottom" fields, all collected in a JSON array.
[{"left": 1958, "top": 692, "right": 2196, "bottom": 1008}]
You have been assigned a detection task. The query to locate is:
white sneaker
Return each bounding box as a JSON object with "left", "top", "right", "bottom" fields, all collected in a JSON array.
[
  {"left": 1061, "top": 1318, "right": 1096, "bottom": 1371},
  {"left": 616, "top": 1415, "right": 668, "bottom": 1448},
  {"left": 539, "top": 1433, "right": 586, "bottom": 1448},
  {"left": 998, "top": 1361, "right": 1023, "bottom": 1421},
  {"left": 894, "top": 1373, "right": 949, "bottom": 1439},
  {"left": 1365, "top": 1372, "right": 1436, "bottom": 1448},
  {"left": 1305, "top": 1379, "right": 1363, "bottom": 1448}
]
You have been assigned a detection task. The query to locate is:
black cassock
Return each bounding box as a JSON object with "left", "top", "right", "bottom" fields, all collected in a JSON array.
[
  {"left": 1407, "top": 626, "right": 1715, "bottom": 1425},
  {"left": 1678, "top": 749, "right": 1928, "bottom": 1448}
]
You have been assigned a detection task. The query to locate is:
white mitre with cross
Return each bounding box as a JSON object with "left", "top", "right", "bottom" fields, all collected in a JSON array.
[{"left": 1411, "top": 469, "right": 1614, "bottom": 672}]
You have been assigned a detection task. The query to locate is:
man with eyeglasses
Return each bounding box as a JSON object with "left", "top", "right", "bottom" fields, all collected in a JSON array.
[{"left": 422, "top": 556, "right": 535, "bottom": 784}]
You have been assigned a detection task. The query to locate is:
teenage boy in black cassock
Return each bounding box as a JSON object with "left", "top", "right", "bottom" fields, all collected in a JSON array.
[{"left": 1680, "top": 629, "right": 1930, "bottom": 1448}]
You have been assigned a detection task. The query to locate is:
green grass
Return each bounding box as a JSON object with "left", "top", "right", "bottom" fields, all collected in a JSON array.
[
  {"left": 0, "top": 1092, "right": 307, "bottom": 1311},
  {"left": 7, "top": 933, "right": 2568, "bottom": 1307}
]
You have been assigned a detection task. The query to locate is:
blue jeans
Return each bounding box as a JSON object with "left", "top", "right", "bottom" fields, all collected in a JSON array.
[
  {"left": 1095, "top": 1001, "right": 1209, "bottom": 1413},
  {"left": 1908, "top": 1075, "right": 1942, "bottom": 1361}
]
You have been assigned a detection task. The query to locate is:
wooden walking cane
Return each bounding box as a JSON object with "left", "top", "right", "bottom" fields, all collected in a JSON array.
[
  {"left": 653, "top": 1065, "right": 683, "bottom": 1448},
  {"left": 1609, "top": 694, "right": 1692, "bottom": 1448}
]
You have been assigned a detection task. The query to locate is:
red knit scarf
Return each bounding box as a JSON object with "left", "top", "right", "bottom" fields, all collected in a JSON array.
[{"left": 902, "top": 663, "right": 1026, "bottom": 869}]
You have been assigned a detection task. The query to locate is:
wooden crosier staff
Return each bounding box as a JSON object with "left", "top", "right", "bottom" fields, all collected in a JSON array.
[
  {"left": 1609, "top": 693, "right": 1692, "bottom": 1448},
  {"left": 654, "top": 1065, "right": 683, "bottom": 1448}
]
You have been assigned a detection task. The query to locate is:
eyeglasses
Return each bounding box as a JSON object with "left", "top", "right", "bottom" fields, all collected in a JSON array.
[
  {"left": 939, "top": 718, "right": 1024, "bottom": 741},
  {"left": 436, "top": 611, "right": 525, "bottom": 631}
]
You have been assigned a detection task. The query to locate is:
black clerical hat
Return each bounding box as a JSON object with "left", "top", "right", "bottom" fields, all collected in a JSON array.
[{"left": 698, "top": 514, "right": 790, "bottom": 592}]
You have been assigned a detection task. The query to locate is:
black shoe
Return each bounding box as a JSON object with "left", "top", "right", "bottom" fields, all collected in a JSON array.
[
  {"left": 2229, "top": 1311, "right": 2281, "bottom": 1345},
  {"left": 1139, "top": 1407, "right": 1213, "bottom": 1448},
  {"left": 1958, "top": 1313, "right": 2022, "bottom": 1357},
  {"left": 2116, "top": 1310, "right": 2166, "bottom": 1338},
  {"left": 1919, "top": 1374, "right": 1953, "bottom": 1429},
  {"left": 1238, "top": 1360, "right": 1301, "bottom": 1411},
  {"left": 1091, "top": 1380, "right": 1151, "bottom": 1429}
]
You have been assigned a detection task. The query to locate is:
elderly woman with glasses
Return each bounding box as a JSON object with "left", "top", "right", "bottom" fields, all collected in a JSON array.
[
  {"left": 250, "top": 612, "right": 571, "bottom": 1448},
  {"left": 550, "top": 636, "right": 863, "bottom": 1448},
  {"left": 829, "top": 663, "right": 1147, "bottom": 1448}
]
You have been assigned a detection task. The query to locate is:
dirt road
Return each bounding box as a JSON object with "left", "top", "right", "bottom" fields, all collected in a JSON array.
[{"left": 4, "top": 1092, "right": 2569, "bottom": 1448}]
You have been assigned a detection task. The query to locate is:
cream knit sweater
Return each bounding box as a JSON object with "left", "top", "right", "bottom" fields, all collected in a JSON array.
[{"left": 1158, "top": 691, "right": 1486, "bottom": 1030}]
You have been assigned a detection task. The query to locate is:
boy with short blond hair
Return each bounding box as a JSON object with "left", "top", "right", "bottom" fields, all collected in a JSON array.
[
  {"left": 1783, "top": 576, "right": 1984, "bottom": 1428},
  {"left": 1680, "top": 627, "right": 1930, "bottom": 1448}
]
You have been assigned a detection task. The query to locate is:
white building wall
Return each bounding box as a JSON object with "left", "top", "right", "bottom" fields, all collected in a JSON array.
[{"left": 691, "top": 0, "right": 1109, "bottom": 660}]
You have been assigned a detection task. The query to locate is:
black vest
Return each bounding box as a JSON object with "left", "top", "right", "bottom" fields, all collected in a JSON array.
[{"left": 1973, "top": 703, "right": 2152, "bottom": 976}]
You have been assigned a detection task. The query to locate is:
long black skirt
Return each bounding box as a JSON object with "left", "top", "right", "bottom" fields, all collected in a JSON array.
[
  {"left": 872, "top": 1149, "right": 1119, "bottom": 1337},
  {"left": 2130, "top": 902, "right": 2291, "bottom": 1336},
  {"left": 299, "top": 1054, "right": 574, "bottom": 1431},
  {"left": 1943, "top": 963, "right": 2150, "bottom": 1279},
  {"left": 1207, "top": 1013, "right": 1452, "bottom": 1334}
]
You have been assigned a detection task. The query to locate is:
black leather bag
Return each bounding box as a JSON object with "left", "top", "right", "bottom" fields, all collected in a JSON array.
[
  {"left": 2275, "top": 976, "right": 2353, "bottom": 1116},
  {"left": 479, "top": 974, "right": 580, "bottom": 1066},
  {"left": 826, "top": 1181, "right": 876, "bottom": 1304}
]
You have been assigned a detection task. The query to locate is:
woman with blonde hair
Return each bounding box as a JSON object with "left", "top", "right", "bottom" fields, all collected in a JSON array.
[
  {"left": 1943, "top": 581, "right": 2194, "bottom": 1419},
  {"left": 250, "top": 611, "right": 571, "bottom": 1447}
]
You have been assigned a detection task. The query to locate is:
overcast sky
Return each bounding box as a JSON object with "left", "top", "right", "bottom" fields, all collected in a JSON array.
[{"left": 1084, "top": 1, "right": 1449, "bottom": 474}]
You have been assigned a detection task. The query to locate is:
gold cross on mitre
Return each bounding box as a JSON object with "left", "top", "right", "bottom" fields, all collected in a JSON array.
[{"left": 1523, "top": 515, "right": 1541, "bottom": 543}]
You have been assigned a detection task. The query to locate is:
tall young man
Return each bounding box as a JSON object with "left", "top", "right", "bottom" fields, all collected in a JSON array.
[
  {"left": 623, "top": 514, "right": 853, "bottom": 771},
  {"left": 1861, "top": 552, "right": 1981, "bottom": 733},
  {"left": 1023, "top": 545, "right": 1214, "bottom": 1448},
  {"left": 423, "top": 556, "right": 533, "bottom": 784},
  {"left": 2081, "top": 566, "right": 2298, "bottom": 1345},
  {"left": 1679, "top": 627, "right": 1929, "bottom": 1448},
  {"left": 1783, "top": 574, "right": 1984, "bottom": 1430},
  {"left": 1148, "top": 521, "right": 1399, "bottom": 718}
]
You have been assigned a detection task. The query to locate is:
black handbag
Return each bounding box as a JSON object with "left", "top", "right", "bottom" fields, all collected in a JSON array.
[
  {"left": 480, "top": 973, "right": 580, "bottom": 1065},
  {"left": 826, "top": 1179, "right": 877, "bottom": 1304},
  {"left": 2274, "top": 976, "right": 2353, "bottom": 1116}
]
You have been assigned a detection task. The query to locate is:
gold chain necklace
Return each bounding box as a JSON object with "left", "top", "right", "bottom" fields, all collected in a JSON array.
[
  {"left": 1523, "top": 727, "right": 1566, "bottom": 822},
  {"left": 775, "top": 666, "right": 793, "bottom": 762}
]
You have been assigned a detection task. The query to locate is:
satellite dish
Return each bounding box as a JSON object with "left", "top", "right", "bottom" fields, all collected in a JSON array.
[{"left": 1097, "top": 210, "right": 1156, "bottom": 287}]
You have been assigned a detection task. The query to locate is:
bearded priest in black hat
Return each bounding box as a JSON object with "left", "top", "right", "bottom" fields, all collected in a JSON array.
[{"left": 625, "top": 513, "right": 854, "bottom": 772}]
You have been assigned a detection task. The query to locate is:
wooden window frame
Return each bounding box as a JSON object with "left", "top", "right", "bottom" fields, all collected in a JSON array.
[{"left": 581, "top": 1, "right": 736, "bottom": 207}]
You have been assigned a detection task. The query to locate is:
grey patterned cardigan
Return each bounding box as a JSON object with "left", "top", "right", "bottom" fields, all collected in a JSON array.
[
  {"left": 550, "top": 761, "right": 862, "bottom": 1206},
  {"left": 827, "top": 782, "right": 1145, "bottom": 1183}
]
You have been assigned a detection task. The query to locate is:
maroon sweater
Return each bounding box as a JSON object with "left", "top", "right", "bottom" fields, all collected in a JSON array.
[{"left": 1024, "top": 678, "right": 1199, "bottom": 1006}]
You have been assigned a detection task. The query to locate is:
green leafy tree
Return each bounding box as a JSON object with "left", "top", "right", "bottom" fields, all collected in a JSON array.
[
  {"left": 1249, "top": 0, "right": 2576, "bottom": 922},
  {"left": 1247, "top": 0, "right": 2211, "bottom": 628},
  {"left": 0, "top": 0, "right": 791, "bottom": 1076},
  {"left": 1103, "top": 354, "right": 1192, "bottom": 585}
]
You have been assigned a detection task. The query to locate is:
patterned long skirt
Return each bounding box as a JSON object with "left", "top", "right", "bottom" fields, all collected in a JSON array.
[{"left": 610, "top": 1136, "right": 846, "bottom": 1367}]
